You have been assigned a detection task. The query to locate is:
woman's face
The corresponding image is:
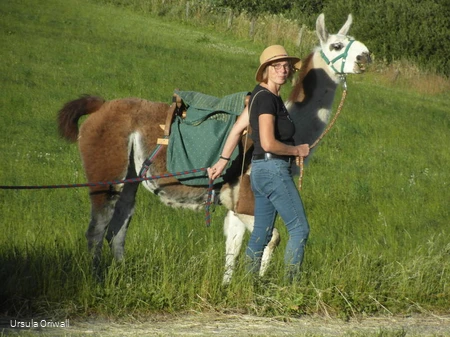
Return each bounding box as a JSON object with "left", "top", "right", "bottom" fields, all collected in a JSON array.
[{"left": 266, "top": 60, "right": 291, "bottom": 85}]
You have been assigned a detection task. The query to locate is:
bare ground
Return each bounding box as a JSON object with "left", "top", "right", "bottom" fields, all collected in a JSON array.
[{"left": 3, "top": 313, "right": 450, "bottom": 336}]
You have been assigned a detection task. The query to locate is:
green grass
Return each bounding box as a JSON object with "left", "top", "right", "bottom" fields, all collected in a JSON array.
[{"left": 1, "top": 0, "right": 449, "bottom": 326}]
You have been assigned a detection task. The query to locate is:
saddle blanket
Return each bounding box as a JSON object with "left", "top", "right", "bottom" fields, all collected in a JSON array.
[{"left": 167, "top": 90, "right": 249, "bottom": 186}]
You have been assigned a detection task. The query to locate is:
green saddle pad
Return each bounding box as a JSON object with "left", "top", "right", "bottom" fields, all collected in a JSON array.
[{"left": 167, "top": 90, "right": 249, "bottom": 186}]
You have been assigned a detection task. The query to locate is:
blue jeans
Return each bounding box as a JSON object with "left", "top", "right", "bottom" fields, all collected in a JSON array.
[{"left": 246, "top": 158, "right": 310, "bottom": 279}]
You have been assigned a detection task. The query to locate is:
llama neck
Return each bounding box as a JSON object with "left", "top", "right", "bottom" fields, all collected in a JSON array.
[{"left": 287, "top": 51, "right": 341, "bottom": 147}]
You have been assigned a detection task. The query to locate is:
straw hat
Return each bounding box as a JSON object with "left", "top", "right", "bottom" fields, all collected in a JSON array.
[{"left": 255, "top": 45, "right": 301, "bottom": 82}]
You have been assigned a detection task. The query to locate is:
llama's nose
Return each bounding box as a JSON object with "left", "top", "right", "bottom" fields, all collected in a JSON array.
[{"left": 357, "top": 52, "right": 372, "bottom": 64}]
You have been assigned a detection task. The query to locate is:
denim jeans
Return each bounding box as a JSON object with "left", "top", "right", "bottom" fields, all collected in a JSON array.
[{"left": 246, "top": 158, "right": 310, "bottom": 279}]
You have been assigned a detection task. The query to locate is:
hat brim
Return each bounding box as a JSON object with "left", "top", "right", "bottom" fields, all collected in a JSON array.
[{"left": 255, "top": 56, "right": 302, "bottom": 82}]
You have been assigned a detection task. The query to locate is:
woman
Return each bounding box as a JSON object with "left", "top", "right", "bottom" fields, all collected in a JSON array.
[{"left": 208, "top": 45, "right": 310, "bottom": 282}]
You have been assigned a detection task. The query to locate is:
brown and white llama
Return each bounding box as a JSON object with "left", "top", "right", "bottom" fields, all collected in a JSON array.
[{"left": 57, "top": 13, "right": 370, "bottom": 284}]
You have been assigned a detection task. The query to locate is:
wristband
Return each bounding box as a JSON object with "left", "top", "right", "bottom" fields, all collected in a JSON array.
[{"left": 220, "top": 155, "right": 230, "bottom": 161}]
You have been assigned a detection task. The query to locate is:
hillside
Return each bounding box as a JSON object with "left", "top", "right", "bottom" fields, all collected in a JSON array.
[{"left": 0, "top": 0, "right": 449, "bottom": 324}]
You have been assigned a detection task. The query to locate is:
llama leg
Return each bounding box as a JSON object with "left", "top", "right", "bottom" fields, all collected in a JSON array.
[
  {"left": 85, "top": 202, "right": 116, "bottom": 268},
  {"left": 259, "top": 227, "right": 281, "bottom": 277},
  {"left": 105, "top": 181, "right": 139, "bottom": 261},
  {"left": 222, "top": 211, "right": 247, "bottom": 285}
]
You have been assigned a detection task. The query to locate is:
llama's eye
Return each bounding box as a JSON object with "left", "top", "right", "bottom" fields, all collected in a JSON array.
[{"left": 331, "top": 43, "right": 344, "bottom": 51}]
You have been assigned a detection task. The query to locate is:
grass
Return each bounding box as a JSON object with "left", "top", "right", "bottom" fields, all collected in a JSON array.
[{"left": 1, "top": 0, "right": 449, "bottom": 330}]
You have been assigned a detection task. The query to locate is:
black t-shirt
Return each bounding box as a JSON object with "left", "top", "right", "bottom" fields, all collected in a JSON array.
[{"left": 249, "top": 85, "right": 295, "bottom": 155}]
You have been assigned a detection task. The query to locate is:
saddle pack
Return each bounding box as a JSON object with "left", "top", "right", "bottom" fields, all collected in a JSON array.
[{"left": 158, "top": 90, "right": 250, "bottom": 186}]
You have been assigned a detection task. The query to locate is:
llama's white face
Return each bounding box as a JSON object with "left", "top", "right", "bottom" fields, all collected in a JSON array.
[{"left": 316, "top": 14, "right": 371, "bottom": 74}]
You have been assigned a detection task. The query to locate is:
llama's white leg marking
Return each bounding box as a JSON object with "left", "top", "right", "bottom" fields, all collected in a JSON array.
[
  {"left": 223, "top": 211, "right": 247, "bottom": 284},
  {"left": 259, "top": 227, "right": 281, "bottom": 277},
  {"left": 131, "top": 132, "right": 159, "bottom": 193}
]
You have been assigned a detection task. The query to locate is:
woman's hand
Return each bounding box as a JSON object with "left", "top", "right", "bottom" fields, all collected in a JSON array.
[
  {"left": 207, "top": 159, "right": 228, "bottom": 180},
  {"left": 295, "top": 144, "right": 310, "bottom": 157}
]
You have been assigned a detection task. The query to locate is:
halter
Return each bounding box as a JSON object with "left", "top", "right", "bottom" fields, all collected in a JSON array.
[{"left": 320, "top": 38, "right": 355, "bottom": 74}]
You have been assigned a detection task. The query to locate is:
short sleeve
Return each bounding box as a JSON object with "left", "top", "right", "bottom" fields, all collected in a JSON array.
[{"left": 251, "top": 90, "right": 277, "bottom": 119}]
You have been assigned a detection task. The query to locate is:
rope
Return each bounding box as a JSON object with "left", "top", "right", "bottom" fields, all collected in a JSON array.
[
  {"left": 0, "top": 168, "right": 208, "bottom": 190},
  {"left": 139, "top": 140, "right": 167, "bottom": 177},
  {"left": 205, "top": 178, "right": 215, "bottom": 227},
  {"left": 297, "top": 87, "right": 348, "bottom": 190},
  {"left": 1, "top": 167, "right": 217, "bottom": 226},
  {"left": 239, "top": 90, "right": 266, "bottom": 182},
  {"left": 296, "top": 156, "right": 305, "bottom": 190}
]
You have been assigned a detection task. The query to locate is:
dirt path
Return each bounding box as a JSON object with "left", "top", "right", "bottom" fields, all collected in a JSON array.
[{"left": 4, "top": 313, "right": 450, "bottom": 336}]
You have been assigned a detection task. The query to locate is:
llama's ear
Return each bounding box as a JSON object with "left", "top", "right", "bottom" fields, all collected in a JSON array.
[
  {"left": 338, "top": 14, "right": 353, "bottom": 36},
  {"left": 316, "top": 13, "right": 328, "bottom": 43}
]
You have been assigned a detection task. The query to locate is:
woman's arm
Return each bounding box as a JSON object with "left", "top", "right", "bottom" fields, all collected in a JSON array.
[
  {"left": 207, "top": 106, "right": 250, "bottom": 180},
  {"left": 259, "top": 114, "right": 310, "bottom": 157}
]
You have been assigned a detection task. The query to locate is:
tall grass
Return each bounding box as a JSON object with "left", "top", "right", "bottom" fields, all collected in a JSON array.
[{"left": 1, "top": 0, "right": 449, "bottom": 322}]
